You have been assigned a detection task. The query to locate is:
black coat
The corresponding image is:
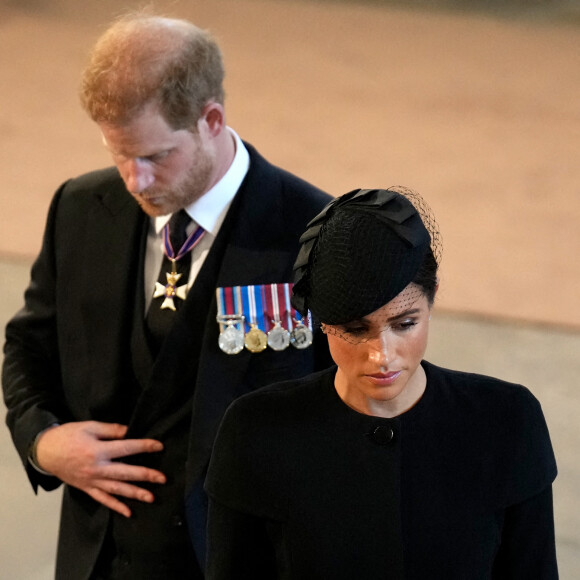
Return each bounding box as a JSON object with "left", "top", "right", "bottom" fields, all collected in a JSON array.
[
  {"left": 2, "top": 143, "right": 332, "bottom": 579},
  {"left": 206, "top": 361, "right": 558, "bottom": 579}
]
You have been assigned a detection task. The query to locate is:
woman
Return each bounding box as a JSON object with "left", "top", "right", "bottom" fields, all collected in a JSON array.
[{"left": 205, "top": 187, "right": 558, "bottom": 579}]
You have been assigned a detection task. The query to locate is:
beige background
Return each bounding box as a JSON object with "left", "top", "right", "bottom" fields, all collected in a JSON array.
[
  {"left": 1, "top": 0, "right": 579, "bottom": 327},
  {"left": 1, "top": 0, "right": 579, "bottom": 577}
]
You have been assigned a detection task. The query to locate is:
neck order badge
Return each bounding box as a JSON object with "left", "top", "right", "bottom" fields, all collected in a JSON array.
[{"left": 152, "top": 212, "right": 205, "bottom": 311}]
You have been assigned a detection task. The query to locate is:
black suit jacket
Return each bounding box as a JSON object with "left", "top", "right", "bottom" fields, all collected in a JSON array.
[{"left": 2, "top": 143, "right": 332, "bottom": 578}]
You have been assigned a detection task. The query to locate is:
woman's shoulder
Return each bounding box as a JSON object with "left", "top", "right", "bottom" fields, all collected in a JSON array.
[
  {"left": 422, "top": 360, "right": 557, "bottom": 502},
  {"left": 422, "top": 360, "right": 539, "bottom": 410},
  {"left": 207, "top": 367, "right": 337, "bottom": 515},
  {"left": 227, "top": 366, "right": 337, "bottom": 419}
]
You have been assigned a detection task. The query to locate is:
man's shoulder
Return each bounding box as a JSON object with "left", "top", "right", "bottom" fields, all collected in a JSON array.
[
  {"left": 62, "top": 166, "right": 124, "bottom": 193},
  {"left": 244, "top": 141, "right": 331, "bottom": 205},
  {"left": 53, "top": 167, "right": 136, "bottom": 218}
]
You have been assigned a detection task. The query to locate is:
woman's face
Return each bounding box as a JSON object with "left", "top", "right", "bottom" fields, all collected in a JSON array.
[{"left": 325, "top": 285, "right": 432, "bottom": 418}]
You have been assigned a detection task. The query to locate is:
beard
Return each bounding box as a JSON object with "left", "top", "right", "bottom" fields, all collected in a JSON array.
[{"left": 136, "top": 144, "right": 216, "bottom": 217}]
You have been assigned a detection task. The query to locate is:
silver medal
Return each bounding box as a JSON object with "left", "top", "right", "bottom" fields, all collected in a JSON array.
[
  {"left": 217, "top": 315, "right": 245, "bottom": 355},
  {"left": 290, "top": 322, "right": 313, "bottom": 350},
  {"left": 267, "top": 322, "right": 290, "bottom": 351}
]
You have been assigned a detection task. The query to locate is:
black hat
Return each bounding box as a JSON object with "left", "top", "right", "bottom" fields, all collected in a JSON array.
[{"left": 292, "top": 188, "right": 439, "bottom": 325}]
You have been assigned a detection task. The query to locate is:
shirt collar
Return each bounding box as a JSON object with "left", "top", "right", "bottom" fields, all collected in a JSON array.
[{"left": 153, "top": 128, "right": 249, "bottom": 235}]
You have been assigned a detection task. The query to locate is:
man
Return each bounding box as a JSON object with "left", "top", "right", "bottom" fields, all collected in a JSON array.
[{"left": 2, "top": 13, "right": 332, "bottom": 579}]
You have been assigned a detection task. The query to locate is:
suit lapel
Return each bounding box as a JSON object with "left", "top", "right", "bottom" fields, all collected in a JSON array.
[
  {"left": 186, "top": 147, "right": 298, "bottom": 484},
  {"left": 125, "top": 187, "right": 247, "bottom": 437},
  {"left": 125, "top": 146, "right": 297, "bottom": 447},
  {"left": 79, "top": 182, "right": 145, "bottom": 421},
  {"left": 129, "top": 218, "right": 156, "bottom": 387}
]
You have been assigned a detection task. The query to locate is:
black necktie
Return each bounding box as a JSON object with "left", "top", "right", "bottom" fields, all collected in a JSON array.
[{"left": 145, "top": 210, "right": 193, "bottom": 351}]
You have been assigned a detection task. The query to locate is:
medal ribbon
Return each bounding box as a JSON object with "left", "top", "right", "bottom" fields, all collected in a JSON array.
[
  {"left": 283, "top": 282, "right": 312, "bottom": 330},
  {"left": 241, "top": 285, "right": 266, "bottom": 332},
  {"left": 282, "top": 283, "right": 293, "bottom": 330},
  {"left": 216, "top": 286, "right": 244, "bottom": 332},
  {"left": 216, "top": 286, "right": 241, "bottom": 317},
  {"left": 163, "top": 222, "right": 205, "bottom": 262},
  {"left": 263, "top": 285, "right": 276, "bottom": 331},
  {"left": 253, "top": 285, "right": 266, "bottom": 331},
  {"left": 218, "top": 284, "right": 311, "bottom": 335},
  {"left": 270, "top": 284, "right": 282, "bottom": 328}
]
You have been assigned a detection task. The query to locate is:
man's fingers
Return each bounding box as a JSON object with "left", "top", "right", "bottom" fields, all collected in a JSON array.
[
  {"left": 89, "top": 488, "right": 133, "bottom": 518},
  {"left": 104, "top": 437, "right": 164, "bottom": 460},
  {"left": 98, "top": 463, "right": 167, "bottom": 485},
  {"left": 98, "top": 479, "right": 157, "bottom": 502},
  {"left": 89, "top": 478, "right": 163, "bottom": 517},
  {"left": 86, "top": 421, "right": 129, "bottom": 440}
]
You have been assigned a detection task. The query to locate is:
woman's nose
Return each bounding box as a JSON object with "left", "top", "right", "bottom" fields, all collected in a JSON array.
[{"left": 367, "top": 332, "right": 390, "bottom": 366}]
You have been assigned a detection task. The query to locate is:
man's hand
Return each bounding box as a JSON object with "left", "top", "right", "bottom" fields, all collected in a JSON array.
[{"left": 35, "top": 421, "right": 166, "bottom": 518}]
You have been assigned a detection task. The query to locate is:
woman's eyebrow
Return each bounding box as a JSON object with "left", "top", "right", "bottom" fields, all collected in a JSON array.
[{"left": 385, "top": 308, "right": 422, "bottom": 324}]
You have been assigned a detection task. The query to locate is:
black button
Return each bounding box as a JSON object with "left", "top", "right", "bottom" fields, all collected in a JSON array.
[
  {"left": 171, "top": 515, "right": 184, "bottom": 527},
  {"left": 368, "top": 425, "right": 394, "bottom": 445}
]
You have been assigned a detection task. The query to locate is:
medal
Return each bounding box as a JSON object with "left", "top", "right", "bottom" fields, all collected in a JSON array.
[
  {"left": 290, "top": 318, "right": 313, "bottom": 350},
  {"left": 284, "top": 284, "right": 313, "bottom": 350},
  {"left": 215, "top": 283, "right": 313, "bottom": 354},
  {"left": 216, "top": 288, "right": 245, "bottom": 355},
  {"left": 244, "top": 285, "right": 268, "bottom": 353},
  {"left": 265, "top": 284, "right": 290, "bottom": 351},
  {"left": 267, "top": 321, "right": 290, "bottom": 351},
  {"left": 152, "top": 220, "right": 205, "bottom": 309},
  {"left": 217, "top": 316, "right": 245, "bottom": 355},
  {"left": 152, "top": 260, "right": 188, "bottom": 311},
  {"left": 245, "top": 324, "right": 268, "bottom": 353}
]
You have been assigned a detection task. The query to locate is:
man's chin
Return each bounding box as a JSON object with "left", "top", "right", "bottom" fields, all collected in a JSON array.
[{"left": 138, "top": 198, "right": 173, "bottom": 217}]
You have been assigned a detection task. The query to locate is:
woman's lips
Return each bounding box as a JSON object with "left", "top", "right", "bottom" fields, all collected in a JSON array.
[{"left": 365, "top": 371, "right": 402, "bottom": 385}]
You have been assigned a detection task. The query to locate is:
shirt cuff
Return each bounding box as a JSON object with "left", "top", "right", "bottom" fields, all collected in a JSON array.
[{"left": 28, "top": 423, "right": 60, "bottom": 476}]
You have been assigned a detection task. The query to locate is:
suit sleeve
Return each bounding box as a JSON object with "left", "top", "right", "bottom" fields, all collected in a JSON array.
[{"left": 2, "top": 186, "right": 69, "bottom": 491}]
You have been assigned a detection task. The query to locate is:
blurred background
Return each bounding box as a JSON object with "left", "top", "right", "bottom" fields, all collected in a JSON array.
[{"left": 1, "top": 0, "right": 578, "bottom": 577}]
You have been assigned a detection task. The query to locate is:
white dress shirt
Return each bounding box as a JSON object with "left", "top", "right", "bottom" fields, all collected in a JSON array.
[{"left": 144, "top": 128, "right": 250, "bottom": 310}]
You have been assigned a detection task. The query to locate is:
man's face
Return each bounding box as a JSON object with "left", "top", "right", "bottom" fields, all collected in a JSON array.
[{"left": 100, "top": 102, "right": 216, "bottom": 217}]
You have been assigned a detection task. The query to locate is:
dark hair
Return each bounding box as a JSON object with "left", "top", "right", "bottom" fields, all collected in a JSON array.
[{"left": 412, "top": 247, "right": 438, "bottom": 305}]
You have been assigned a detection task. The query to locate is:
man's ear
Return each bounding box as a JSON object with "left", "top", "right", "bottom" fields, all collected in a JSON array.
[{"left": 200, "top": 102, "right": 225, "bottom": 136}]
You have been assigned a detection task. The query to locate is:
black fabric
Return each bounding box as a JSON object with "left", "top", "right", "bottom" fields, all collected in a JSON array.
[
  {"left": 169, "top": 209, "right": 193, "bottom": 251},
  {"left": 2, "top": 142, "right": 333, "bottom": 579},
  {"left": 206, "top": 361, "right": 558, "bottom": 579}
]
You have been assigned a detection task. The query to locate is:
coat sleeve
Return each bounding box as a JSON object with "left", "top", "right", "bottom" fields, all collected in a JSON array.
[
  {"left": 2, "top": 186, "right": 70, "bottom": 491},
  {"left": 206, "top": 498, "right": 278, "bottom": 580},
  {"left": 205, "top": 392, "right": 290, "bottom": 578},
  {"left": 492, "top": 485, "right": 559, "bottom": 579},
  {"left": 487, "top": 383, "right": 558, "bottom": 577}
]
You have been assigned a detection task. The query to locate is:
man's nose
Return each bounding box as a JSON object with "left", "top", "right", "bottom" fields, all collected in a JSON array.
[{"left": 124, "top": 159, "right": 155, "bottom": 193}]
